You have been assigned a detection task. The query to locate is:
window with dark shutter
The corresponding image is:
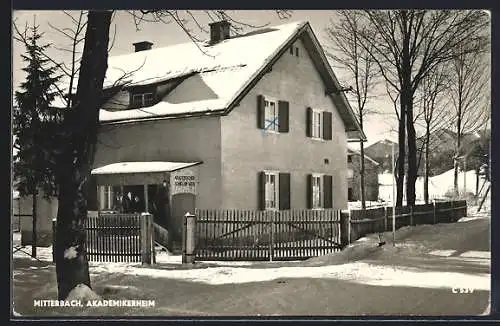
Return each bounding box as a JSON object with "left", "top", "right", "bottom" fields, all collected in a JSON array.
[
  {"left": 258, "top": 171, "right": 266, "bottom": 210},
  {"left": 323, "top": 111, "right": 333, "bottom": 140},
  {"left": 279, "top": 172, "right": 291, "bottom": 210},
  {"left": 278, "top": 101, "right": 289, "bottom": 133},
  {"left": 306, "top": 174, "right": 313, "bottom": 209},
  {"left": 323, "top": 175, "right": 333, "bottom": 208},
  {"left": 257, "top": 95, "right": 265, "bottom": 129},
  {"left": 306, "top": 107, "right": 313, "bottom": 137}
]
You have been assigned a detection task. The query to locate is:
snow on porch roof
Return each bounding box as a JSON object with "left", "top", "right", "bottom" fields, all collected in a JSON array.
[{"left": 91, "top": 161, "right": 202, "bottom": 175}]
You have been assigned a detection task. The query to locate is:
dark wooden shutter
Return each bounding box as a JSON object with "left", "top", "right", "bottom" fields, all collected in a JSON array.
[
  {"left": 279, "top": 172, "right": 291, "bottom": 210},
  {"left": 323, "top": 175, "right": 333, "bottom": 209},
  {"left": 257, "top": 95, "right": 265, "bottom": 129},
  {"left": 258, "top": 171, "right": 266, "bottom": 210},
  {"left": 306, "top": 107, "right": 313, "bottom": 137},
  {"left": 306, "top": 174, "right": 313, "bottom": 209},
  {"left": 323, "top": 111, "right": 332, "bottom": 140},
  {"left": 278, "top": 101, "right": 289, "bottom": 133}
]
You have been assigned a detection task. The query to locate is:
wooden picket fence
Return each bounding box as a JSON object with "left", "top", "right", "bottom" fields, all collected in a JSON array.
[
  {"left": 84, "top": 213, "right": 153, "bottom": 263},
  {"left": 348, "top": 200, "right": 468, "bottom": 243},
  {"left": 195, "top": 209, "right": 343, "bottom": 261}
]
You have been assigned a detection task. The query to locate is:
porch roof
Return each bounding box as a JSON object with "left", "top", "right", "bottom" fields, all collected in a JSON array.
[{"left": 91, "top": 161, "right": 202, "bottom": 175}]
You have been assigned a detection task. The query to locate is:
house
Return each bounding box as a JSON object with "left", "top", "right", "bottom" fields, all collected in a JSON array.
[
  {"left": 87, "top": 20, "right": 365, "bottom": 241},
  {"left": 347, "top": 148, "right": 380, "bottom": 201}
]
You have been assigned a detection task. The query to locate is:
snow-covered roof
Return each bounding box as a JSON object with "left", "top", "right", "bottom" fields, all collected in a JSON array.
[
  {"left": 347, "top": 148, "right": 380, "bottom": 166},
  {"left": 99, "top": 22, "right": 304, "bottom": 123},
  {"left": 94, "top": 20, "right": 364, "bottom": 139},
  {"left": 91, "top": 161, "right": 201, "bottom": 175}
]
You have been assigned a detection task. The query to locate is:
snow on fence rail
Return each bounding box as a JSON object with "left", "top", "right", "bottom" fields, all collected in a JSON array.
[
  {"left": 194, "top": 209, "right": 343, "bottom": 261},
  {"left": 349, "top": 200, "right": 467, "bottom": 242}
]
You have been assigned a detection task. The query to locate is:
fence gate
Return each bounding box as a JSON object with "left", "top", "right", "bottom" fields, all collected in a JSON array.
[
  {"left": 85, "top": 213, "right": 142, "bottom": 262},
  {"left": 195, "top": 209, "right": 342, "bottom": 261}
]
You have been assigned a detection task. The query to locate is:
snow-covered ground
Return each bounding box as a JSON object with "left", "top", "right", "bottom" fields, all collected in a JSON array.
[
  {"left": 378, "top": 169, "right": 489, "bottom": 203},
  {"left": 14, "top": 208, "right": 489, "bottom": 292}
]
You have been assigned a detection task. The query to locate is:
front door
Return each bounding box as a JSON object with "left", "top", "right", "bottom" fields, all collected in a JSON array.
[{"left": 150, "top": 184, "right": 170, "bottom": 230}]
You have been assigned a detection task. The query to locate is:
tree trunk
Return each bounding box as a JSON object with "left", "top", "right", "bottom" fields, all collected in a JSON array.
[
  {"left": 31, "top": 188, "right": 37, "bottom": 258},
  {"left": 359, "top": 124, "right": 366, "bottom": 209},
  {"left": 424, "top": 126, "right": 430, "bottom": 204},
  {"left": 454, "top": 100, "right": 463, "bottom": 196},
  {"left": 475, "top": 168, "right": 480, "bottom": 196},
  {"left": 396, "top": 108, "right": 405, "bottom": 207},
  {"left": 406, "top": 96, "right": 417, "bottom": 206},
  {"left": 55, "top": 11, "right": 112, "bottom": 301}
]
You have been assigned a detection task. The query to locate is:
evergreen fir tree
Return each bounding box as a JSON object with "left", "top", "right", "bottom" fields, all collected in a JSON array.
[{"left": 13, "top": 21, "right": 62, "bottom": 257}]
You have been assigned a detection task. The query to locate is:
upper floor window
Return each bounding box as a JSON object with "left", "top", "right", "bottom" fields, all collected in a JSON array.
[
  {"left": 264, "top": 99, "right": 279, "bottom": 132},
  {"left": 131, "top": 92, "right": 154, "bottom": 108},
  {"left": 306, "top": 108, "right": 332, "bottom": 140},
  {"left": 312, "top": 109, "right": 322, "bottom": 139},
  {"left": 347, "top": 156, "right": 353, "bottom": 163},
  {"left": 257, "top": 95, "right": 289, "bottom": 133}
]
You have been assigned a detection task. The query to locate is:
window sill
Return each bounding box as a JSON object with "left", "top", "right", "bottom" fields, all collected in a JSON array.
[
  {"left": 311, "top": 137, "right": 325, "bottom": 142},
  {"left": 262, "top": 129, "right": 280, "bottom": 135}
]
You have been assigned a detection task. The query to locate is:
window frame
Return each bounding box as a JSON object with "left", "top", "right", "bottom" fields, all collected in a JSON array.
[
  {"left": 131, "top": 92, "right": 155, "bottom": 108},
  {"left": 311, "top": 108, "right": 323, "bottom": 140},
  {"left": 311, "top": 173, "right": 324, "bottom": 209},
  {"left": 263, "top": 96, "right": 280, "bottom": 134},
  {"left": 264, "top": 170, "right": 280, "bottom": 211}
]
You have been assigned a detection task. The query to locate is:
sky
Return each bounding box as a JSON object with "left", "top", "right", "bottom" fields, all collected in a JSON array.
[{"left": 12, "top": 10, "right": 403, "bottom": 146}]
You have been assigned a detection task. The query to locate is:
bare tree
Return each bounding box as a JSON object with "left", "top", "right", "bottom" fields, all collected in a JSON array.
[
  {"left": 356, "top": 9, "right": 489, "bottom": 206},
  {"left": 449, "top": 41, "right": 490, "bottom": 195},
  {"left": 14, "top": 10, "right": 292, "bottom": 300},
  {"left": 325, "top": 11, "right": 378, "bottom": 209},
  {"left": 414, "top": 63, "right": 452, "bottom": 203}
]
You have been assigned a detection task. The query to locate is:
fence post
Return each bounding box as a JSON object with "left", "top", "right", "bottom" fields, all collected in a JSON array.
[
  {"left": 433, "top": 200, "right": 437, "bottom": 224},
  {"left": 340, "top": 211, "right": 350, "bottom": 247},
  {"left": 182, "top": 212, "right": 196, "bottom": 264},
  {"left": 140, "top": 213, "right": 153, "bottom": 265}
]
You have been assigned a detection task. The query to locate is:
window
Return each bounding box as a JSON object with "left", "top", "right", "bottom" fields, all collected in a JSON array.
[
  {"left": 289, "top": 46, "right": 294, "bottom": 55},
  {"left": 131, "top": 92, "right": 154, "bottom": 108},
  {"left": 264, "top": 98, "right": 279, "bottom": 132},
  {"left": 295, "top": 47, "right": 299, "bottom": 57},
  {"left": 312, "top": 110, "right": 322, "bottom": 139},
  {"left": 311, "top": 174, "right": 323, "bottom": 209},
  {"left": 264, "top": 172, "right": 279, "bottom": 210},
  {"left": 347, "top": 156, "right": 352, "bottom": 163}
]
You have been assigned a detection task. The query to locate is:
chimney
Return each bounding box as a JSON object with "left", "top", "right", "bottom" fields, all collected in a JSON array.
[
  {"left": 209, "top": 20, "right": 231, "bottom": 44},
  {"left": 133, "top": 41, "right": 153, "bottom": 52}
]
